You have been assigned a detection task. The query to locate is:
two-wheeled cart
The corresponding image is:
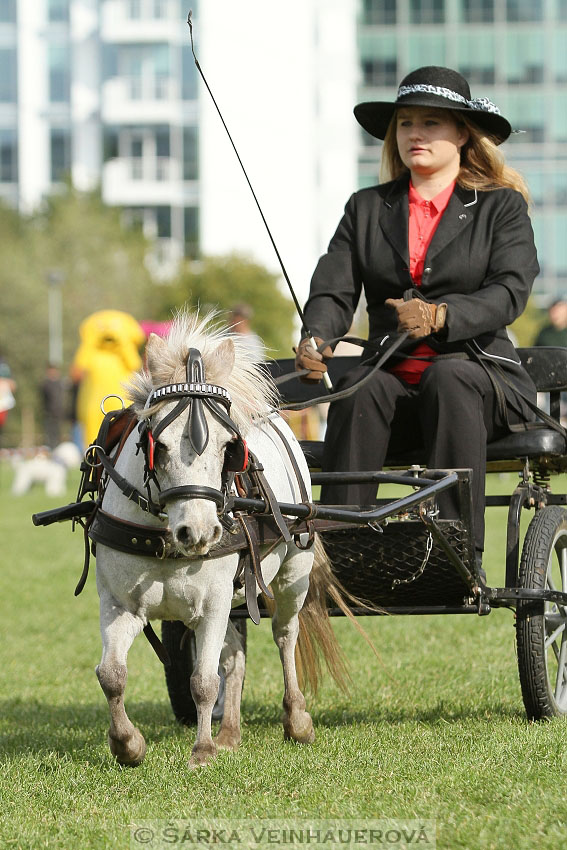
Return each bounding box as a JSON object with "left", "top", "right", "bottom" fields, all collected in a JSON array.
[{"left": 162, "top": 346, "right": 567, "bottom": 723}]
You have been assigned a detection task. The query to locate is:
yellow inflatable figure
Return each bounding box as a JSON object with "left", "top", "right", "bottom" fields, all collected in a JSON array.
[{"left": 71, "top": 310, "right": 145, "bottom": 447}]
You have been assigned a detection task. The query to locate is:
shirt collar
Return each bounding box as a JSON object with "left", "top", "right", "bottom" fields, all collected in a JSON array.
[{"left": 409, "top": 180, "right": 456, "bottom": 215}]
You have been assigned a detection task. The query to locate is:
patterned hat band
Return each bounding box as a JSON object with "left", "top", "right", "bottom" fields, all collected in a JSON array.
[{"left": 397, "top": 84, "right": 501, "bottom": 115}]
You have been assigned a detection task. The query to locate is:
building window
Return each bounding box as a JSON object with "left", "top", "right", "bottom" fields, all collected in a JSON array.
[
  {"left": 506, "top": 0, "right": 543, "bottom": 21},
  {"left": 460, "top": 0, "right": 494, "bottom": 22},
  {"left": 551, "top": 97, "right": 567, "bottom": 143},
  {"left": 0, "top": 48, "right": 17, "bottom": 102},
  {"left": 0, "top": 128, "right": 17, "bottom": 182},
  {"left": 0, "top": 0, "right": 16, "bottom": 23},
  {"left": 553, "top": 32, "right": 567, "bottom": 83},
  {"left": 410, "top": 0, "right": 444, "bottom": 24},
  {"left": 103, "top": 127, "right": 119, "bottom": 162},
  {"left": 506, "top": 93, "right": 545, "bottom": 143},
  {"left": 457, "top": 33, "right": 495, "bottom": 85},
  {"left": 156, "top": 205, "right": 171, "bottom": 238},
  {"left": 183, "top": 127, "right": 198, "bottom": 180},
  {"left": 50, "top": 127, "right": 71, "bottom": 182},
  {"left": 48, "top": 0, "right": 70, "bottom": 23},
  {"left": 127, "top": 0, "right": 142, "bottom": 18},
  {"left": 184, "top": 206, "right": 199, "bottom": 257},
  {"left": 408, "top": 34, "right": 446, "bottom": 68},
  {"left": 120, "top": 44, "right": 171, "bottom": 100},
  {"left": 362, "top": 0, "right": 397, "bottom": 25},
  {"left": 505, "top": 32, "right": 544, "bottom": 85},
  {"left": 182, "top": 45, "right": 197, "bottom": 100},
  {"left": 49, "top": 45, "right": 71, "bottom": 102},
  {"left": 362, "top": 59, "right": 397, "bottom": 87}
]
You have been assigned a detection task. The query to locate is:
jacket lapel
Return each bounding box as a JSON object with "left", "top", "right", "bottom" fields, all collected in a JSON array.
[
  {"left": 426, "top": 184, "right": 477, "bottom": 262},
  {"left": 378, "top": 176, "right": 410, "bottom": 266}
]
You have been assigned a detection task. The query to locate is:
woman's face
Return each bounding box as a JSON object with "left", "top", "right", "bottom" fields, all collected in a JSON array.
[{"left": 395, "top": 107, "right": 469, "bottom": 180}]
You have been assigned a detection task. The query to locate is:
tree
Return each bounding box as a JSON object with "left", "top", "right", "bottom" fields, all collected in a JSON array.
[
  {"left": 0, "top": 186, "right": 155, "bottom": 446},
  {"left": 155, "top": 254, "right": 297, "bottom": 358}
]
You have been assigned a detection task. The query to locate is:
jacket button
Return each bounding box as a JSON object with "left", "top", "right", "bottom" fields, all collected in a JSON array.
[{"left": 423, "top": 267, "right": 432, "bottom": 276}]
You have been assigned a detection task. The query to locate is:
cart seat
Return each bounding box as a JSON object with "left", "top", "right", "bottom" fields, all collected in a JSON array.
[
  {"left": 269, "top": 346, "right": 567, "bottom": 471},
  {"left": 299, "top": 426, "right": 566, "bottom": 470}
]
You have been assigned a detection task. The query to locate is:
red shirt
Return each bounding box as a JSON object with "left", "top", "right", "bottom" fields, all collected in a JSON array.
[{"left": 388, "top": 180, "right": 455, "bottom": 384}]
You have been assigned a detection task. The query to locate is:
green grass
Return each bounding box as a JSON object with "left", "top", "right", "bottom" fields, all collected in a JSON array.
[{"left": 2, "top": 465, "right": 567, "bottom": 849}]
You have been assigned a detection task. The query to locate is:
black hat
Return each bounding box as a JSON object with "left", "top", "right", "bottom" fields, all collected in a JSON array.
[{"left": 354, "top": 66, "right": 512, "bottom": 144}]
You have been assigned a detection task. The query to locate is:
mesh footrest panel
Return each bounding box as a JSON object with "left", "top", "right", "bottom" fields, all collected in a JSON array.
[{"left": 323, "top": 520, "right": 474, "bottom": 608}]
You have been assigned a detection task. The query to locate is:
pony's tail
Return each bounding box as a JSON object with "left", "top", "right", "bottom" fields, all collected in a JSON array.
[{"left": 294, "top": 534, "right": 383, "bottom": 695}]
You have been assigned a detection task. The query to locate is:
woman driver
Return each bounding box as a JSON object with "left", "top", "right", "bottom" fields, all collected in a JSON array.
[{"left": 295, "top": 66, "right": 539, "bottom": 572}]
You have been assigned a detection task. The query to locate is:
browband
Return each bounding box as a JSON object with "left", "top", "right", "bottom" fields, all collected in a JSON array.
[{"left": 145, "top": 382, "right": 232, "bottom": 409}]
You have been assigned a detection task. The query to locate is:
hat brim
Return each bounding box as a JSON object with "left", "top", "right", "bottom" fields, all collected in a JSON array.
[{"left": 354, "top": 96, "right": 512, "bottom": 144}]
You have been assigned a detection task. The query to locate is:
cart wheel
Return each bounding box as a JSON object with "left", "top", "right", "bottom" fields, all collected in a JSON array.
[
  {"left": 161, "top": 618, "right": 247, "bottom": 726},
  {"left": 516, "top": 505, "right": 567, "bottom": 720}
]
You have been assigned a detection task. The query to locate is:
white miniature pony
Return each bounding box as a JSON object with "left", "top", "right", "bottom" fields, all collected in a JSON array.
[{"left": 94, "top": 313, "right": 349, "bottom": 768}]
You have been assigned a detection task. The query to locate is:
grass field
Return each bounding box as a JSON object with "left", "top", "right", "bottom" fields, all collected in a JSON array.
[{"left": 2, "top": 464, "right": 567, "bottom": 849}]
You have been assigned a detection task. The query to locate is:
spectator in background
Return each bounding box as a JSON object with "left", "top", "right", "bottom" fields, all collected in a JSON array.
[
  {"left": 228, "top": 303, "right": 265, "bottom": 362},
  {"left": 40, "top": 363, "right": 65, "bottom": 449},
  {"left": 534, "top": 298, "right": 567, "bottom": 347},
  {"left": 0, "top": 352, "right": 16, "bottom": 445}
]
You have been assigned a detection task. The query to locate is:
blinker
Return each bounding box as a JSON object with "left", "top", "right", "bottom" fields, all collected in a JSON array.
[{"left": 186, "top": 348, "right": 209, "bottom": 455}]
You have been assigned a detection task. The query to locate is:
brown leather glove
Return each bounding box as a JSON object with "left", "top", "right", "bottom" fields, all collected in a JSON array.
[
  {"left": 294, "top": 337, "right": 333, "bottom": 384},
  {"left": 385, "top": 298, "right": 447, "bottom": 340}
]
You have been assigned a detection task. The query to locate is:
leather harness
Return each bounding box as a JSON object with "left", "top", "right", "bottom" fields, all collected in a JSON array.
[{"left": 73, "top": 348, "right": 320, "bottom": 661}]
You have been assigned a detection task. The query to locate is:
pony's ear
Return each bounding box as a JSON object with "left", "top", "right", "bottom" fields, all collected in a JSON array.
[
  {"left": 208, "top": 338, "right": 235, "bottom": 383},
  {"left": 145, "top": 332, "right": 168, "bottom": 380}
]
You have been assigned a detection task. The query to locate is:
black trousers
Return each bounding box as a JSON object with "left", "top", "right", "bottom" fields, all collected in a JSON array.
[{"left": 321, "top": 358, "right": 533, "bottom": 554}]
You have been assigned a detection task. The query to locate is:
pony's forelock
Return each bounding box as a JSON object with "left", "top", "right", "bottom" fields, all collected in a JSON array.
[{"left": 126, "top": 310, "right": 278, "bottom": 432}]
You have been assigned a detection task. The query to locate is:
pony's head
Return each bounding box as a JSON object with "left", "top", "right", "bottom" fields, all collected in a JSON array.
[{"left": 127, "top": 312, "right": 277, "bottom": 557}]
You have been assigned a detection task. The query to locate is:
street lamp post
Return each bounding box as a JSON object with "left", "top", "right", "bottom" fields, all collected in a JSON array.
[{"left": 47, "top": 269, "right": 65, "bottom": 367}]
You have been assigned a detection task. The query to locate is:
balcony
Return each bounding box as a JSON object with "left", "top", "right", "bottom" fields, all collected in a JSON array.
[
  {"left": 101, "top": 75, "right": 180, "bottom": 123},
  {"left": 101, "top": 0, "right": 183, "bottom": 43},
  {"left": 102, "top": 156, "right": 187, "bottom": 206}
]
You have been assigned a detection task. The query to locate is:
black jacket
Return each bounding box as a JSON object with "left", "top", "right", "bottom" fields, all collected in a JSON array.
[{"left": 303, "top": 175, "right": 539, "bottom": 399}]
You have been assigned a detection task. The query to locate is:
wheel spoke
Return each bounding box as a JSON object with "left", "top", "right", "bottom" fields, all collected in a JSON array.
[
  {"left": 562, "top": 547, "right": 567, "bottom": 590},
  {"left": 547, "top": 565, "right": 567, "bottom": 617},
  {"left": 553, "top": 635, "right": 567, "bottom": 701},
  {"left": 545, "top": 620, "right": 566, "bottom": 649}
]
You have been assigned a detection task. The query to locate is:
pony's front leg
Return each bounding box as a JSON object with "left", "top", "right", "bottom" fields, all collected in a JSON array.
[
  {"left": 189, "top": 593, "right": 232, "bottom": 768},
  {"left": 271, "top": 554, "right": 315, "bottom": 744},
  {"left": 96, "top": 594, "right": 146, "bottom": 766},
  {"left": 215, "top": 619, "right": 246, "bottom": 752}
]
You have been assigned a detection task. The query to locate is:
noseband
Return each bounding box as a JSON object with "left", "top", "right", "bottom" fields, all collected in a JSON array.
[{"left": 138, "top": 348, "right": 249, "bottom": 517}]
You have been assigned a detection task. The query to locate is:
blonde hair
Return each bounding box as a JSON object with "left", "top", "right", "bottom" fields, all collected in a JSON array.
[{"left": 379, "top": 110, "right": 530, "bottom": 204}]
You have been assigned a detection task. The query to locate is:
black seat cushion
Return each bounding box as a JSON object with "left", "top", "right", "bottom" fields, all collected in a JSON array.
[{"left": 300, "top": 427, "right": 566, "bottom": 470}]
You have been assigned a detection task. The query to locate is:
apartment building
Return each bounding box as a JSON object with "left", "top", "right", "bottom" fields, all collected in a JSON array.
[{"left": 0, "top": 0, "right": 564, "bottom": 299}]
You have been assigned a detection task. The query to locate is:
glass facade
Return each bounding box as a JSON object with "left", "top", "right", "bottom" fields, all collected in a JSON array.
[
  {"left": 0, "top": 128, "right": 17, "bottom": 182},
  {"left": 49, "top": 45, "right": 71, "bottom": 102},
  {"left": 0, "top": 0, "right": 16, "bottom": 23},
  {"left": 50, "top": 127, "right": 71, "bottom": 182},
  {"left": 0, "top": 47, "right": 17, "bottom": 102},
  {"left": 357, "top": 0, "right": 567, "bottom": 301}
]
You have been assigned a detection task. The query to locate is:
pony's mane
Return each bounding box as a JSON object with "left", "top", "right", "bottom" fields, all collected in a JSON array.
[{"left": 127, "top": 311, "right": 279, "bottom": 433}]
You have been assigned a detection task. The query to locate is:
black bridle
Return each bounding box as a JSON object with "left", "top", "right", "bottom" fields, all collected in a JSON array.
[{"left": 137, "top": 348, "right": 249, "bottom": 518}]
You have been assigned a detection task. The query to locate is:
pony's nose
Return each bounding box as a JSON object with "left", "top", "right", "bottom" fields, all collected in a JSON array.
[{"left": 174, "top": 522, "right": 222, "bottom": 552}]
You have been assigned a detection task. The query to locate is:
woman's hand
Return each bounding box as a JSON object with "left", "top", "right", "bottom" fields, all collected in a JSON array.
[
  {"left": 385, "top": 298, "right": 447, "bottom": 339},
  {"left": 294, "top": 337, "right": 333, "bottom": 384}
]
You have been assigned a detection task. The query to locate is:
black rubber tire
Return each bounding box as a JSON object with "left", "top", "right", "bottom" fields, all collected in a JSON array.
[
  {"left": 516, "top": 505, "right": 567, "bottom": 720},
  {"left": 161, "top": 618, "right": 247, "bottom": 726}
]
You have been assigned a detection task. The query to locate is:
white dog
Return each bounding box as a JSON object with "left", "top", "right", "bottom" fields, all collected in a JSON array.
[{"left": 12, "top": 442, "right": 82, "bottom": 498}]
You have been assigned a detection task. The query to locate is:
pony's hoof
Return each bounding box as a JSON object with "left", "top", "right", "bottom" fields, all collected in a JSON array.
[
  {"left": 283, "top": 711, "right": 315, "bottom": 744},
  {"left": 108, "top": 727, "right": 146, "bottom": 766},
  {"left": 188, "top": 741, "right": 217, "bottom": 768},
  {"left": 215, "top": 728, "right": 241, "bottom": 751}
]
